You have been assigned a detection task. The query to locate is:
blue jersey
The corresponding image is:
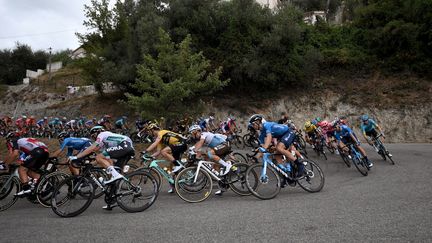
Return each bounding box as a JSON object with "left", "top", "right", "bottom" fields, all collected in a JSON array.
[
  {"left": 259, "top": 122, "right": 291, "bottom": 144},
  {"left": 334, "top": 125, "right": 355, "bottom": 142},
  {"left": 360, "top": 119, "right": 377, "bottom": 133},
  {"left": 60, "top": 137, "right": 92, "bottom": 156},
  {"left": 36, "top": 119, "right": 45, "bottom": 125}
]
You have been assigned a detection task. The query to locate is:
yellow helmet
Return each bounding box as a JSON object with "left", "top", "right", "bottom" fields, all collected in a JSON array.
[{"left": 304, "top": 121, "right": 312, "bottom": 128}]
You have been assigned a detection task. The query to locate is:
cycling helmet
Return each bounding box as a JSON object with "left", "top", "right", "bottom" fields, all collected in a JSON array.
[
  {"left": 287, "top": 119, "right": 293, "bottom": 124},
  {"left": 188, "top": 125, "right": 202, "bottom": 133},
  {"left": 311, "top": 119, "right": 318, "bottom": 125},
  {"left": 22, "top": 115, "right": 27, "bottom": 119},
  {"left": 43, "top": 117, "right": 48, "bottom": 120},
  {"left": 54, "top": 117, "right": 60, "bottom": 121},
  {"left": 147, "top": 123, "right": 160, "bottom": 130},
  {"left": 315, "top": 117, "right": 321, "bottom": 122},
  {"left": 90, "top": 126, "right": 105, "bottom": 135},
  {"left": 361, "top": 114, "right": 369, "bottom": 122},
  {"left": 321, "top": 120, "right": 329, "bottom": 127},
  {"left": 58, "top": 132, "right": 70, "bottom": 139},
  {"left": 249, "top": 114, "right": 263, "bottom": 124},
  {"left": 304, "top": 121, "right": 312, "bottom": 128},
  {"left": 104, "top": 114, "right": 111, "bottom": 118},
  {"left": 122, "top": 116, "right": 127, "bottom": 120}
]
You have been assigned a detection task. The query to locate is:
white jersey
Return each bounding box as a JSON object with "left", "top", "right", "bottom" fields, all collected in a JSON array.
[
  {"left": 200, "top": 132, "right": 215, "bottom": 146},
  {"left": 95, "top": 131, "right": 133, "bottom": 150},
  {"left": 15, "top": 138, "right": 47, "bottom": 154}
]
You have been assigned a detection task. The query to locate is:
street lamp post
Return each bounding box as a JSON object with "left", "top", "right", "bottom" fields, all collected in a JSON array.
[{"left": 48, "top": 47, "right": 53, "bottom": 88}]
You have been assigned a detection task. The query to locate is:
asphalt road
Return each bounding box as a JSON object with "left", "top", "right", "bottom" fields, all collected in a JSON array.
[{"left": 1, "top": 144, "right": 431, "bottom": 242}]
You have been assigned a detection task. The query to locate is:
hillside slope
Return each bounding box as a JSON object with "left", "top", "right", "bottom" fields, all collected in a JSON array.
[{"left": 1, "top": 71, "right": 431, "bottom": 143}]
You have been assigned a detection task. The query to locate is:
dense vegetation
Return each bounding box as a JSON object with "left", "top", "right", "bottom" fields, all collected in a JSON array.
[
  {"left": 0, "top": 44, "right": 72, "bottom": 85},
  {"left": 1, "top": 0, "right": 431, "bottom": 118}
]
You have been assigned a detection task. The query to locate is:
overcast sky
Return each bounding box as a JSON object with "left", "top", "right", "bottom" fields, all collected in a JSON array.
[{"left": 0, "top": 0, "right": 94, "bottom": 52}]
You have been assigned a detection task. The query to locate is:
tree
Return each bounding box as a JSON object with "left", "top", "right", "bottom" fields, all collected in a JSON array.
[{"left": 126, "top": 29, "right": 229, "bottom": 119}]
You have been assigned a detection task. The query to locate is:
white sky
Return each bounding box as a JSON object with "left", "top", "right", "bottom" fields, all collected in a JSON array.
[{"left": 0, "top": 0, "right": 93, "bottom": 52}]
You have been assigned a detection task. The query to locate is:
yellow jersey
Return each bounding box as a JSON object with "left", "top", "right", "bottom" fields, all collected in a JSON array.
[
  {"left": 157, "top": 130, "right": 183, "bottom": 149},
  {"left": 304, "top": 124, "right": 317, "bottom": 134}
]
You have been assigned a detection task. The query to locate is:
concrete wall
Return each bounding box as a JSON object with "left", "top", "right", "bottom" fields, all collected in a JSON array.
[
  {"left": 26, "top": 69, "right": 44, "bottom": 79},
  {"left": 46, "top": 61, "right": 62, "bottom": 72}
]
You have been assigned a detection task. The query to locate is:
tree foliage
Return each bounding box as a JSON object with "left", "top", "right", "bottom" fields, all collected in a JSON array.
[{"left": 126, "top": 29, "right": 229, "bottom": 119}]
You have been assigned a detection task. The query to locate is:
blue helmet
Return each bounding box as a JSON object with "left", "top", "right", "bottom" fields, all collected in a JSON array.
[{"left": 361, "top": 114, "right": 369, "bottom": 122}]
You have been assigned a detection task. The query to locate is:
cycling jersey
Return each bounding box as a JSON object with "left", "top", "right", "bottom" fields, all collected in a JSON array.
[
  {"left": 60, "top": 137, "right": 92, "bottom": 156},
  {"left": 95, "top": 131, "right": 133, "bottom": 150},
  {"left": 26, "top": 118, "right": 36, "bottom": 127},
  {"left": 304, "top": 124, "right": 317, "bottom": 134},
  {"left": 49, "top": 120, "right": 62, "bottom": 126},
  {"left": 258, "top": 122, "right": 290, "bottom": 144},
  {"left": 36, "top": 119, "right": 45, "bottom": 126},
  {"left": 360, "top": 119, "right": 377, "bottom": 133},
  {"left": 65, "top": 120, "right": 76, "bottom": 127},
  {"left": 8, "top": 138, "right": 48, "bottom": 154},
  {"left": 334, "top": 125, "right": 357, "bottom": 143},
  {"left": 201, "top": 132, "right": 227, "bottom": 148},
  {"left": 157, "top": 130, "right": 184, "bottom": 148}
]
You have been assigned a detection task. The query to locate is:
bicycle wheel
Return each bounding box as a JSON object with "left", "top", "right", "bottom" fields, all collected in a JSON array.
[
  {"left": 227, "top": 163, "right": 252, "bottom": 196},
  {"left": 245, "top": 164, "right": 281, "bottom": 200},
  {"left": 175, "top": 167, "right": 212, "bottom": 203},
  {"left": 116, "top": 170, "right": 159, "bottom": 213},
  {"left": 339, "top": 151, "right": 351, "bottom": 167},
  {"left": 51, "top": 176, "right": 95, "bottom": 218},
  {"left": 297, "top": 160, "right": 325, "bottom": 193},
  {"left": 379, "top": 143, "right": 395, "bottom": 165},
  {"left": 352, "top": 156, "right": 368, "bottom": 176},
  {"left": 230, "top": 152, "right": 248, "bottom": 164},
  {"left": 242, "top": 134, "right": 253, "bottom": 148},
  {"left": 0, "top": 175, "right": 20, "bottom": 212},
  {"left": 36, "top": 172, "right": 70, "bottom": 207}
]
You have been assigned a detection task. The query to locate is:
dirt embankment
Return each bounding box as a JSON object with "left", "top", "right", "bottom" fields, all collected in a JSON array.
[{"left": 1, "top": 74, "right": 431, "bottom": 143}]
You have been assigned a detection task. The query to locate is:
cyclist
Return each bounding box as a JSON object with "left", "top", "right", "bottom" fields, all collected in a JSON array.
[
  {"left": 25, "top": 116, "right": 37, "bottom": 128},
  {"left": 360, "top": 115, "right": 389, "bottom": 155},
  {"left": 278, "top": 112, "right": 289, "bottom": 124},
  {"left": 70, "top": 126, "right": 134, "bottom": 183},
  {"left": 199, "top": 114, "right": 216, "bottom": 132},
  {"left": 52, "top": 132, "right": 92, "bottom": 176},
  {"left": 49, "top": 117, "right": 63, "bottom": 130},
  {"left": 144, "top": 123, "right": 187, "bottom": 193},
  {"left": 3, "top": 132, "right": 49, "bottom": 196},
  {"left": 98, "top": 115, "right": 112, "bottom": 130},
  {"left": 115, "top": 116, "right": 129, "bottom": 131},
  {"left": 334, "top": 122, "right": 373, "bottom": 168},
  {"left": 250, "top": 114, "right": 303, "bottom": 183},
  {"left": 189, "top": 125, "right": 236, "bottom": 195},
  {"left": 70, "top": 126, "right": 134, "bottom": 210},
  {"left": 304, "top": 120, "right": 319, "bottom": 148}
]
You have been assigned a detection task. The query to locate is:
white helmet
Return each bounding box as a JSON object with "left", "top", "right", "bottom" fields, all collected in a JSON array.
[{"left": 189, "top": 125, "right": 201, "bottom": 133}]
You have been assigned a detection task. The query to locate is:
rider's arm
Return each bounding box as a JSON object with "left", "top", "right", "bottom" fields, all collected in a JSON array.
[
  {"left": 262, "top": 133, "right": 272, "bottom": 150},
  {"left": 4, "top": 150, "right": 19, "bottom": 165},
  {"left": 193, "top": 138, "right": 206, "bottom": 152},
  {"left": 145, "top": 135, "right": 162, "bottom": 153},
  {"left": 76, "top": 144, "right": 100, "bottom": 159}
]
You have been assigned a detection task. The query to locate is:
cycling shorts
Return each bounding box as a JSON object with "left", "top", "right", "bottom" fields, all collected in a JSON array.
[
  {"left": 365, "top": 129, "right": 378, "bottom": 138},
  {"left": 103, "top": 141, "right": 135, "bottom": 160},
  {"left": 22, "top": 148, "right": 49, "bottom": 170},
  {"left": 169, "top": 143, "right": 187, "bottom": 161},
  {"left": 280, "top": 131, "right": 296, "bottom": 148}
]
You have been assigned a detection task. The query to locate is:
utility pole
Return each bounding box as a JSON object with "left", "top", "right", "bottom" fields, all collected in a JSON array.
[{"left": 48, "top": 47, "right": 53, "bottom": 88}]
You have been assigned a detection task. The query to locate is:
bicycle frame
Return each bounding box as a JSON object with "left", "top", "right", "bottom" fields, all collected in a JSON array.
[
  {"left": 348, "top": 144, "right": 363, "bottom": 161},
  {"left": 193, "top": 160, "right": 222, "bottom": 183},
  {"left": 260, "top": 153, "right": 289, "bottom": 181},
  {"left": 149, "top": 160, "right": 175, "bottom": 184}
]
